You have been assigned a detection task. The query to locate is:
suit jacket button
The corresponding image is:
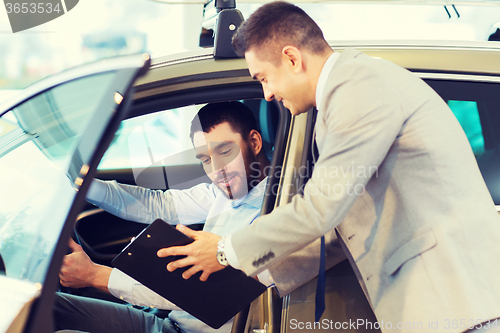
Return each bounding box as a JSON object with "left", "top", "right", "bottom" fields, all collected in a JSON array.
[
  {"left": 269, "top": 252, "right": 275, "bottom": 259},
  {"left": 252, "top": 261, "right": 258, "bottom": 267}
]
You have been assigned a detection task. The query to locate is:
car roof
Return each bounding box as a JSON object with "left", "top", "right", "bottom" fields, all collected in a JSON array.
[
  {"left": 133, "top": 39, "right": 500, "bottom": 96},
  {"left": 328, "top": 40, "right": 500, "bottom": 75},
  {"left": 153, "top": 0, "right": 500, "bottom": 5}
]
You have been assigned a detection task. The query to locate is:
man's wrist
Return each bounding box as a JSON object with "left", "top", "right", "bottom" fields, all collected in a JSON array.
[{"left": 91, "top": 264, "right": 112, "bottom": 293}]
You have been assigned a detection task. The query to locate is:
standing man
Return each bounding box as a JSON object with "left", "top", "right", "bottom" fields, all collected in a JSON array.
[{"left": 160, "top": 2, "right": 500, "bottom": 332}]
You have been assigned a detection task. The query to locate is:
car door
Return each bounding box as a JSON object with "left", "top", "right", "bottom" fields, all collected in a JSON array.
[{"left": 0, "top": 54, "right": 150, "bottom": 333}]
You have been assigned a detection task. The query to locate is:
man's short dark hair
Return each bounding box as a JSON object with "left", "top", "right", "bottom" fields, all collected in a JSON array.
[
  {"left": 489, "top": 28, "right": 500, "bottom": 41},
  {"left": 232, "top": 1, "right": 329, "bottom": 64},
  {"left": 190, "top": 101, "right": 258, "bottom": 141}
]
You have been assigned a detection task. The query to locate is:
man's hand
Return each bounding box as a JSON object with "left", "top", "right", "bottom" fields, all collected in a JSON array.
[
  {"left": 157, "top": 225, "right": 225, "bottom": 281},
  {"left": 59, "top": 238, "right": 111, "bottom": 292}
]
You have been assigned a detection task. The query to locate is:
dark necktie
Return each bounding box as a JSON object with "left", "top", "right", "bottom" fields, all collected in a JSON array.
[
  {"left": 312, "top": 124, "right": 326, "bottom": 322},
  {"left": 315, "top": 236, "right": 326, "bottom": 321}
]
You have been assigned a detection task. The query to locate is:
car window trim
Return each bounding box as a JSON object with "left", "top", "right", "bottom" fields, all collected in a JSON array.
[
  {"left": 128, "top": 82, "right": 263, "bottom": 119},
  {"left": 0, "top": 55, "right": 150, "bottom": 118},
  {"left": 415, "top": 72, "right": 500, "bottom": 82}
]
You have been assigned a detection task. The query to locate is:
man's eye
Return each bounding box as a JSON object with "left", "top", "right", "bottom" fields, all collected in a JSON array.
[
  {"left": 202, "top": 158, "right": 211, "bottom": 165},
  {"left": 221, "top": 149, "right": 231, "bottom": 156}
]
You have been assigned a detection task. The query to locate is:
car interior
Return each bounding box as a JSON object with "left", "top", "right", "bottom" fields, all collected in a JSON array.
[{"left": 67, "top": 97, "right": 286, "bottom": 313}]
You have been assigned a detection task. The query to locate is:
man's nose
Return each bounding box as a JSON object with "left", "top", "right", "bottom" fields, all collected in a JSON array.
[
  {"left": 212, "top": 157, "right": 227, "bottom": 173},
  {"left": 263, "top": 86, "right": 274, "bottom": 102}
]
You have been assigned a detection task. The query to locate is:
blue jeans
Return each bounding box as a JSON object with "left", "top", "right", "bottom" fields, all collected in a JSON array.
[{"left": 53, "top": 292, "right": 181, "bottom": 333}]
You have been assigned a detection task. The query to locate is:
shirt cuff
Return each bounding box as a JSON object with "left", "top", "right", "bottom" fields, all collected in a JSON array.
[
  {"left": 108, "top": 268, "right": 134, "bottom": 301},
  {"left": 224, "top": 235, "right": 242, "bottom": 270},
  {"left": 86, "top": 179, "right": 107, "bottom": 203},
  {"left": 256, "top": 269, "right": 275, "bottom": 288}
]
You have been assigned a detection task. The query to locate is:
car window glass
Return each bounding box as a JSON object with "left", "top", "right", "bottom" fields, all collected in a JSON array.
[
  {"left": 98, "top": 99, "right": 280, "bottom": 171},
  {"left": 94, "top": 99, "right": 279, "bottom": 214},
  {"left": 448, "top": 100, "right": 485, "bottom": 156},
  {"left": 426, "top": 79, "right": 500, "bottom": 204},
  {"left": 98, "top": 105, "right": 199, "bottom": 170},
  {"left": 98, "top": 105, "right": 246, "bottom": 193},
  {"left": 0, "top": 72, "right": 115, "bottom": 283}
]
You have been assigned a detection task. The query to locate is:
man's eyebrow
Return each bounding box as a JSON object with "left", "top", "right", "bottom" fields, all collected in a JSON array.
[
  {"left": 213, "top": 141, "right": 234, "bottom": 151},
  {"left": 195, "top": 152, "right": 208, "bottom": 160},
  {"left": 195, "top": 141, "right": 234, "bottom": 159}
]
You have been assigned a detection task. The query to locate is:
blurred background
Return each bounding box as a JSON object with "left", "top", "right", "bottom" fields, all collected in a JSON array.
[{"left": 1, "top": 0, "right": 500, "bottom": 101}]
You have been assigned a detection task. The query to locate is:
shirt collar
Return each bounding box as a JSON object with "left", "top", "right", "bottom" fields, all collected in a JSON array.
[
  {"left": 231, "top": 177, "right": 268, "bottom": 209},
  {"left": 315, "top": 52, "right": 340, "bottom": 109}
]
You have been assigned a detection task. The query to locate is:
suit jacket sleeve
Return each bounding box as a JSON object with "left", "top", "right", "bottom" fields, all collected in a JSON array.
[
  {"left": 230, "top": 56, "right": 407, "bottom": 276},
  {"left": 268, "top": 228, "right": 346, "bottom": 296}
]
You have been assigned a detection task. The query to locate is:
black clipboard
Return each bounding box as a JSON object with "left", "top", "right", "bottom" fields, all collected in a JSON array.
[{"left": 111, "top": 219, "right": 267, "bottom": 329}]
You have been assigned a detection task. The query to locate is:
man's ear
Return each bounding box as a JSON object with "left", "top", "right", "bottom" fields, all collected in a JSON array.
[
  {"left": 281, "top": 45, "right": 303, "bottom": 74},
  {"left": 247, "top": 129, "right": 263, "bottom": 156}
]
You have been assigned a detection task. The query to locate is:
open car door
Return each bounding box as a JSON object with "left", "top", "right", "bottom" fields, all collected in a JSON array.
[{"left": 0, "top": 54, "right": 150, "bottom": 333}]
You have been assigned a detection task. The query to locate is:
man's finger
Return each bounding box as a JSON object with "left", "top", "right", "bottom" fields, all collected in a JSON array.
[
  {"left": 181, "top": 265, "right": 201, "bottom": 280},
  {"left": 166, "top": 257, "right": 194, "bottom": 272},
  {"left": 200, "top": 271, "right": 212, "bottom": 282},
  {"left": 62, "top": 255, "right": 72, "bottom": 266},
  {"left": 67, "top": 238, "right": 81, "bottom": 252},
  {"left": 157, "top": 245, "right": 189, "bottom": 258},
  {"left": 176, "top": 224, "right": 197, "bottom": 238}
]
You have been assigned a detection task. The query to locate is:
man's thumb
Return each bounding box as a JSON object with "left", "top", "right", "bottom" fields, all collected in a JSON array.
[{"left": 68, "top": 238, "right": 82, "bottom": 252}]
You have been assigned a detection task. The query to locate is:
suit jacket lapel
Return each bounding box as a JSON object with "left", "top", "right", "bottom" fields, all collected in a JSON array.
[{"left": 315, "top": 48, "right": 364, "bottom": 151}]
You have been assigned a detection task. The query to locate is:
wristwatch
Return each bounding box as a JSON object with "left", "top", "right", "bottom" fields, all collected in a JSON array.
[{"left": 217, "top": 237, "right": 229, "bottom": 266}]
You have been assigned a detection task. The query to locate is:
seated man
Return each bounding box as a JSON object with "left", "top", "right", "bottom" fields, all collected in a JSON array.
[{"left": 54, "top": 101, "right": 274, "bottom": 333}]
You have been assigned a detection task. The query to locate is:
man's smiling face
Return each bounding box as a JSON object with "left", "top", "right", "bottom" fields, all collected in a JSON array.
[
  {"left": 193, "top": 122, "right": 259, "bottom": 200},
  {"left": 245, "top": 49, "right": 312, "bottom": 116}
]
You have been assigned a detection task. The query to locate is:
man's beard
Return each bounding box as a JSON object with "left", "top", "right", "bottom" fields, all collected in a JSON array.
[{"left": 215, "top": 147, "right": 260, "bottom": 200}]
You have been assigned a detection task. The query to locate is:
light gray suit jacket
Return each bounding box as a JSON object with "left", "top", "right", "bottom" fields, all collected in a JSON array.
[{"left": 231, "top": 49, "right": 500, "bottom": 332}]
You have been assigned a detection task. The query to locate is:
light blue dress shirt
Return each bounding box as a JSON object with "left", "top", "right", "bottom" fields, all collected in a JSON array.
[{"left": 86, "top": 178, "right": 272, "bottom": 333}]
